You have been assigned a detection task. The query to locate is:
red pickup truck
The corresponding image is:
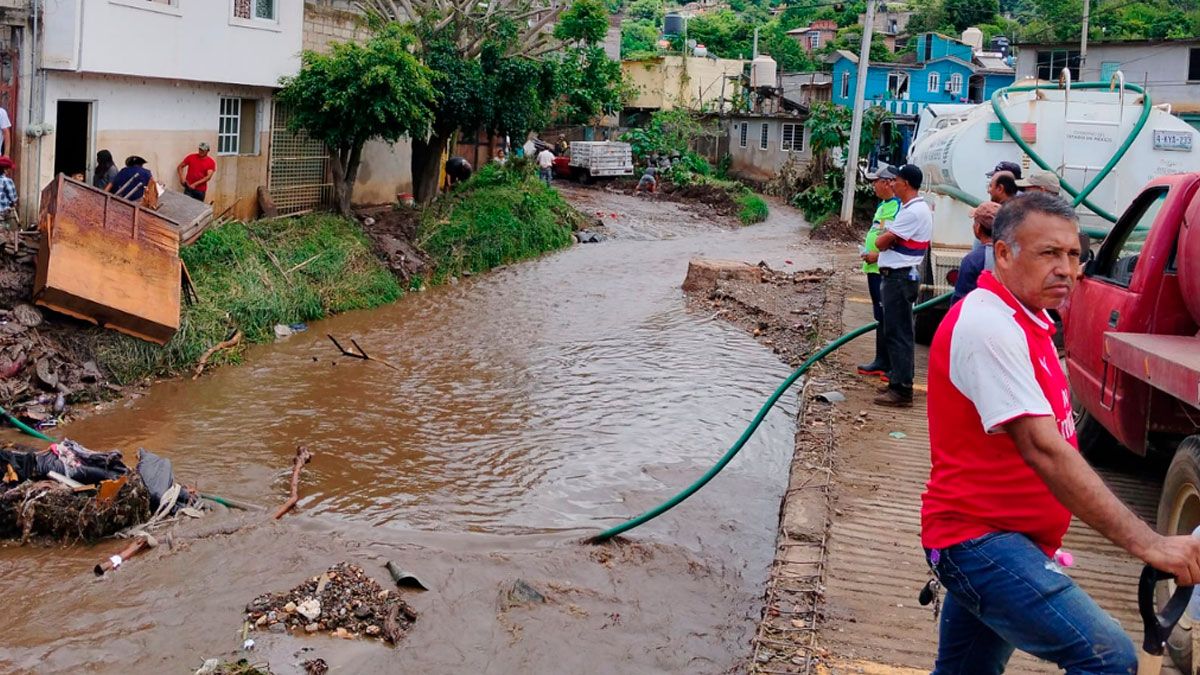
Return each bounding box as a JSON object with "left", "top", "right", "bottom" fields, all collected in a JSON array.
[{"left": 1061, "top": 172, "right": 1200, "bottom": 670}]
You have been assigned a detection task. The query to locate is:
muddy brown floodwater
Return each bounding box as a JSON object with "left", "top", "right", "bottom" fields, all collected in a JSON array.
[{"left": 1, "top": 186, "right": 823, "bottom": 674}]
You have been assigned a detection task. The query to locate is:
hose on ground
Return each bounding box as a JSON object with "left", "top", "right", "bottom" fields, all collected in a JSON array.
[
  {"left": 589, "top": 291, "right": 955, "bottom": 543},
  {"left": 0, "top": 405, "right": 57, "bottom": 442}
]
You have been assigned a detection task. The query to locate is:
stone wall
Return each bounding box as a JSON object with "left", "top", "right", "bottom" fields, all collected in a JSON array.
[{"left": 303, "top": 1, "right": 372, "bottom": 54}]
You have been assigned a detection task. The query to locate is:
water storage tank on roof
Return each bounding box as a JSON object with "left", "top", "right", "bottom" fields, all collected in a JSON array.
[
  {"left": 664, "top": 13, "right": 684, "bottom": 36},
  {"left": 751, "top": 55, "right": 777, "bottom": 88},
  {"left": 961, "top": 27, "right": 983, "bottom": 52}
]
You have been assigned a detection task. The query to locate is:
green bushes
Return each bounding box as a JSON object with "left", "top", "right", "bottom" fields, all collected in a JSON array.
[
  {"left": 418, "top": 163, "right": 582, "bottom": 282},
  {"left": 736, "top": 192, "right": 769, "bottom": 224},
  {"left": 98, "top": 215, "right": 402, "bottom": 383}
]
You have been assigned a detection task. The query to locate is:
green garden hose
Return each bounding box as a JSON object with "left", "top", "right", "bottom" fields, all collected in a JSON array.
[
  {"left": 0, "top": 405, "right": 57, "bottom": 442},
  {"left": 590, "top": 291, "right": 955, "bottom": 543}
]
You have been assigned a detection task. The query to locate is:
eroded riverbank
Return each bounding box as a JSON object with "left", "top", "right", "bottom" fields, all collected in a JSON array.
[{"left": 1, "top": 186, "right": 830, "bottom": 674}]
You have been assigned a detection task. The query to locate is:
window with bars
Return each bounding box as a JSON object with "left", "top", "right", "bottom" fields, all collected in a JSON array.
[
  {"left": 948, "top": 73, "right": 963, "bottom": 96},
  {"left": 759, "top": 123, "right": 769, "bottom": 150},
  {"left": 218, "top": 97, "right": 260, "bottom": 155},
  {"left": 840, "top": 71, "right": 850, "bottom": 99},
  {"left": 739, "top": 123, "right": 748, "bottom": 148},
  {"left": 927, "top": 72, "right": 940, "bottom": 93},
  {"left": 781, "top": 123, "right": 803, "bottom": 152},
  {"left": 234, "top": 0, "right": 276, "bottom": 20}
]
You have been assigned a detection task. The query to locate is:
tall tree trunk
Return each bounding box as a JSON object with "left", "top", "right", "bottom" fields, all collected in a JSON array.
[
  {"left": 412, "top": 133, "right": 447, "bottom": 205},
  {"left": 330, "top": 146, "right": 352, "bottom": 217}
]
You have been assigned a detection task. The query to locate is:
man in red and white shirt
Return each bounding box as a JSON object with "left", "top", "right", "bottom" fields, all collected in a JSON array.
[{"left": 920, "top": 193, "right": 1200, "bottom": 673}]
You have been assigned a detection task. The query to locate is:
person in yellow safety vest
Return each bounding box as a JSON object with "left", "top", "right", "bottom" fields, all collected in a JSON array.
[{"left": 857, "top": 165, "right": 902, "bottom": 380}]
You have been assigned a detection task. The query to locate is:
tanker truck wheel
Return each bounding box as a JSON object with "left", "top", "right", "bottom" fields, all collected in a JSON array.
[{"left": 1156, "top": 435, "right": 1200, "bottom": 673}]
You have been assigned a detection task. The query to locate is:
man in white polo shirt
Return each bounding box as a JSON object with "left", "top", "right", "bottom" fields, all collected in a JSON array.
[
  {"left": 920, "top": 193, "right": 1200, "bottom": 672},
  {"left": 872, "top": 164, "right": 932, "bottom": 407}
]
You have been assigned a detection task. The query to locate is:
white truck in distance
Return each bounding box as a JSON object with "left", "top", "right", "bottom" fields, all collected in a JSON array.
[{"left": 905, "top": 78, "right": 1200, "bottom": 341}]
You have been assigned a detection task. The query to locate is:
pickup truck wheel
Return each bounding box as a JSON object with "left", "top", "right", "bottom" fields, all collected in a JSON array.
[{"left": 1157, "top": 435, "right": 1200, "bottom": 674}]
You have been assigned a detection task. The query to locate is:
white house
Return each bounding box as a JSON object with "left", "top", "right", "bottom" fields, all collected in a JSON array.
[{"left": 33, "top": 0, "right": 305, "bottom": 220}]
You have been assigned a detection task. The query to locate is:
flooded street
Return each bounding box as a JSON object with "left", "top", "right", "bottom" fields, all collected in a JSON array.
[{"left": 1, "top": 187, "right": 822, "bottom": 674}]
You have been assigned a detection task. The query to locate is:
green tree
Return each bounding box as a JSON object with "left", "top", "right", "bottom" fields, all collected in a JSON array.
[
  {"left": 761, "top": 19, "right": 813, "bottom": 72},
  {"left": 686, "top": 9, "right": 755, "bottom": 59},
  {"left": 555, "top": 0, "right": 610, "bottom": 45},
  {"left": 621, "top": 19, "right": 662, "bottom": 57},
  {"left": 942, "top": 0, "right": 1000, "bottom": 31},
  {"left": 361, "top": 0, "right": 625, "bottom": 203},
  {"left": 627, "top": 0, "right": 664, "bottom": 23},
  {"left": 277, "top": 24, "right": 436, "bottom": 215}
]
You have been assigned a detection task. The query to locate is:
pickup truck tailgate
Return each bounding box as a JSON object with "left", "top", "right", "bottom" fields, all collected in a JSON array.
[{"left": 1104, "top": 332, "right": 1200, "bottom": 409}]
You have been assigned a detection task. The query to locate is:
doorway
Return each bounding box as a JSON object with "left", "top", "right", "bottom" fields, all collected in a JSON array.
[{"left": 53, "top": 101, "right": 92, "bottom": 179}]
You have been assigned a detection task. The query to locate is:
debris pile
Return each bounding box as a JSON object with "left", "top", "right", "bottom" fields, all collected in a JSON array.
[
  {"left": 0, "top": 443, "right": 192, "bottom": 543},
  {"left": 0, "top": 242, "right": 120, "bottom": 424},
  {"left": 245, "top": 562, "right": 417, "bottom": 644},
  {"left": 0, "top": 442, "right": 150, "bottom": 542},
  {"left": 354, "top": 206, "right": 429, "bottom": 281}
]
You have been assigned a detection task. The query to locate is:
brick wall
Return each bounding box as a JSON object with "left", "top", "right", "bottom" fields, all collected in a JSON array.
[{"left": 303, "top": 1, "right": 372, "bottom": 53}]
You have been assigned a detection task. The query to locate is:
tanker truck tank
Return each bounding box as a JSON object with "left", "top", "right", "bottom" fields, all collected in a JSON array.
[{"left": 905, "top": 78, "right": 1200, "bottom": 343}]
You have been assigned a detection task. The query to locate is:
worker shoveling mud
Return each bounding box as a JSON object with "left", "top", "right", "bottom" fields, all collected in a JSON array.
[{"left": 244, "top": 562, "right": 417, "bottom": 644}]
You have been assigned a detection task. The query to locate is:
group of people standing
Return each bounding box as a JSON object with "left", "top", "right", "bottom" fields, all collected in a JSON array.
[
  {"left": 88, "top": 141, "right": 217, "bottom": 204},
  {"left": 856, "top": 159, "right": 1066, "bottom": 408}
]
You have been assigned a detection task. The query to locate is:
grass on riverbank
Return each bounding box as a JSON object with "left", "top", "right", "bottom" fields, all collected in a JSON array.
[
  {"left": 418, "top": 163, "right": 583, "bottom": 283},
  {"left": 98, "top": 215, "right": 403, "bottom": 383}
]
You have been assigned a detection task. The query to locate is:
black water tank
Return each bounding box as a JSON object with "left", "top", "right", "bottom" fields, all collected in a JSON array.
[{"left": 664, "top": 13, "right": 684, "bottom": 36}]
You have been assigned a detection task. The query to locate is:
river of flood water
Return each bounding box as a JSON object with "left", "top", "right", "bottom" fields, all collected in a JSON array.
[{"left": 1, "top": 189, "right": 819, "bottom": 674}]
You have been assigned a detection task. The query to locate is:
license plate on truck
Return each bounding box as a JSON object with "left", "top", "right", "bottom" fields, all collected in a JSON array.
[{"left": 1153, "top": 129, "right": 1194, "bottom": 152}]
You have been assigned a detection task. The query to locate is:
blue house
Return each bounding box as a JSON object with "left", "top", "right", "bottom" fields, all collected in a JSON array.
[{"left": 831, "top": 33, "right": 1015, "bottom": 119}]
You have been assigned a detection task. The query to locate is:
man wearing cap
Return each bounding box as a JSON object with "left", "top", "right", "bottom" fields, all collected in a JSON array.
[
  {"left": 951, "top": 200, "right": 1000, "bottom": 303},
  {"left": 1017, "top": 169, "right": 1062, "bottom": 195},
  {"left": 986, "top": 160, "right": 1022, "bottom": 181},
  {"left": 177, "top": 142, "right": 217, "bottom": 201},
  {"left": 857, "top": 165, "right": 901, "bottom": 379},
  {"left": 872, "top": 164, "right": 932, "bottom": 407},
  {"left": 108, "top": 156, "right": 153, "bottom": 202}
]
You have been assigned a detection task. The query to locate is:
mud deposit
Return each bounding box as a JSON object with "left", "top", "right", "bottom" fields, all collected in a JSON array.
[{"left": 0, "top": 188, "right": 823, "bottom": 674}]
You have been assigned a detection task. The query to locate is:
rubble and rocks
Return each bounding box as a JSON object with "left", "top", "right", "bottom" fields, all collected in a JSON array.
[
  {"left": 684, "top": 260, "right": 832, "bottom": 366},
  {"left": 0, "top": 238, "right": 123, "bottom": 424},
  {"left": 355, "top": 206, "right": 429, "bottom": 280},
  {"left": 245, "top": 562, "right": 418, "bottom": 645}
]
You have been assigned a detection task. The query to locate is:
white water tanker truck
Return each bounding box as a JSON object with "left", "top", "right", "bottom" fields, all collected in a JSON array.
[{"left": 906, "top": 74, "right": 1200, "bottom": 342}]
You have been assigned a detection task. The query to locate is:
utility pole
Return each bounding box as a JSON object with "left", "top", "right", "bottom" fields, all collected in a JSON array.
[
  {"left": 1079, "top": 0, "right": 1090, "bottom": 71},
  {"left": 840, "top": 0, "right": 876, "bottom": 222}
]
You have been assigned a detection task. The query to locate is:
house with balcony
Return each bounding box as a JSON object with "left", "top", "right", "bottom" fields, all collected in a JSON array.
[
  {"left": 831, "top": 32, "right": 1014, "bottom": 119},
  {"left": 33, "top": 0, "right": 305, "bottom": 220}
]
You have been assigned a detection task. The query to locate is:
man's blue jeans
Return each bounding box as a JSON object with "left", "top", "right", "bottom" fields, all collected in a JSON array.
[{"left": 928, "top": 532, "right": 1137, "bottom": 674}]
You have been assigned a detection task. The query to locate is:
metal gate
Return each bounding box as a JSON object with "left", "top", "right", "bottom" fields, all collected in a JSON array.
[{"left": 268, "top": 101, "right": 333, "bottom": 214}]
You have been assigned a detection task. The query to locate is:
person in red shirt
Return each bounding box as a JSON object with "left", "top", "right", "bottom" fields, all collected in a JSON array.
[
  {"left": 920, "top": 193, "right": 1200, "bottom": 673},
  {"left": 177, "top": 142, "right": 216, "bottom": 201}
]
